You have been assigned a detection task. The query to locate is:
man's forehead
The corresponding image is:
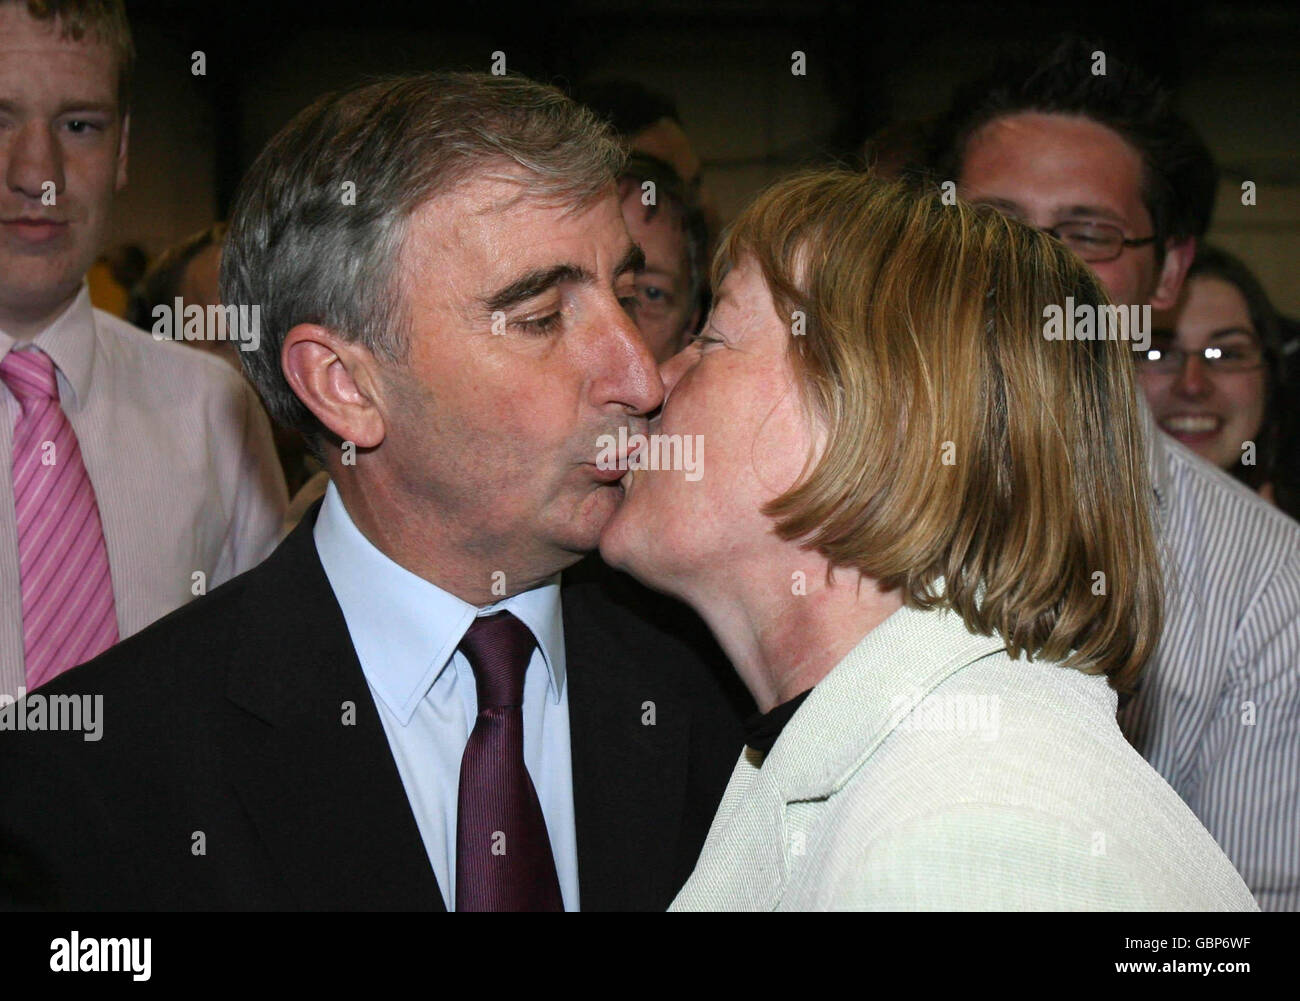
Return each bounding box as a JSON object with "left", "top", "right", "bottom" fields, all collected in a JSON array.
[
  {"left": 960, "top": 111, "right": 1146, "bottom": 218},
  {"left": 0, "top": 7, "right": 118, "bottom": 101},
  {"left": 413, "top": 178, "right": 621, "bottom": 256},
  {"left": 0, "top": 6, "right": 115, "bottom": 61}
]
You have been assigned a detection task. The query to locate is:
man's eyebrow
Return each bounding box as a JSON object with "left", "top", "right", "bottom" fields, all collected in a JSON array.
[
  {"left": 481, "top": 245, "right": 647, "bottom": 313},
  {"left": 56, "top": 101, "right": 115, "bottom": 116},
  {"left": 0, "top": 99, "right": 117, "bottom": 118},
  {"left": 1056, "top": 204, "right": 1127, "bottom": 225},
  {"left": 615, "top": 243, "right": 646, "bottom": 278},
  {"left": 483, "top": 263, "right": 591, "bottom": 312}
]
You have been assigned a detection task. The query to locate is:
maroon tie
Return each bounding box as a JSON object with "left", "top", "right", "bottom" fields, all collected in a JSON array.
[{"left": 455, "top": 611, "right": 563, "bottom": 912}]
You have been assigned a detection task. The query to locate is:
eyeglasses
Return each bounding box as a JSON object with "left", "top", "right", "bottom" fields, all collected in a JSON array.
[
  {"left": 1043, "top": 221, "right": 1157, "bottom": 263},
  {"left": 1136, "top": 340, "right": 1267, "bottom": 375}
]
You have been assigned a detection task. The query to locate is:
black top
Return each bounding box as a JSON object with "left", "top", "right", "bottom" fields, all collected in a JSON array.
[{"left": 744, "top": 688, "right": 814, "bottom": 758}]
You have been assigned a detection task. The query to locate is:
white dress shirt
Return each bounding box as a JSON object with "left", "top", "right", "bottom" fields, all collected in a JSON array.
[
  {"left": 1121, "top": 404, "right": 1300, "bottom": 911},
  {"left": 313, "top": 481, "right": 580, "bottom": 911},
  {"left": 0, "top": 286, "right": 287, "bottom": 697}
]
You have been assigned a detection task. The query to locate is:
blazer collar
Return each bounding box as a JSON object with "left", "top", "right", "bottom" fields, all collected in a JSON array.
[
  {"left": 675, "top": 604, "right": 1005, "bottom": 910},
  {"left": 0, "top": 285, "right": 97, "bottom": 411},
  {"left": 221, "top": 501, "right": 444, "bottom": 910},
  {"left": 762, "top": 603, "right": 1006, "bottom": 803},
  {"left": 1139, "top": 396, "right": 1172, "bottom": 525}
]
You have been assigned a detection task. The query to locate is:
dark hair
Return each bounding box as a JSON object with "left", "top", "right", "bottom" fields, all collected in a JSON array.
[
  {"left": 9, "top": 0, "right": 134, "bottom": 112},
  {"left": 220, "top": 72, "right": 623, "bottom": 449},
  {"left": 617, "top": 151, "right": 709, "bottom": 329},
  {"left": 570, "top": 79, "right": 682, "bottom": 138},
  {"left": 929, "top": 36, "right": 1218, "bottom": 252},
  {"left": 1185, "top": 246, "right": 1293, "bottom": 510},
  {"left": 127, "top": 224, "right": 225, "bottom": 330}
]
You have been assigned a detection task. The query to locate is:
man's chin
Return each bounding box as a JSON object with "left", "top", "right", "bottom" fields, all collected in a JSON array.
[{"left": 555, "top": 480, "right": 625, "bottom": 554}]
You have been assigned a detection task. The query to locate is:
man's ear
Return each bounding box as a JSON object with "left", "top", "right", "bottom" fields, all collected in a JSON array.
[
  {"left": 115, "top": 113, "right": 129, "bottom": 191},
  {"left": 281, "top": 324, "right": 387, "bottom": 450},
  {"left": 1150, "top": 235, "right": 1195, "bottom": 311}
]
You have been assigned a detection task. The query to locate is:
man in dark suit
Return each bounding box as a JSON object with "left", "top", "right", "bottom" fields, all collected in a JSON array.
[{"left": 0, "top": 71, "right": 748, "bottom": 911}]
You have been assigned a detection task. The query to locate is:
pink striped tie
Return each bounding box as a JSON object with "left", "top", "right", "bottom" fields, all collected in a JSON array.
[{"left": 2, "top": 348, "right": 117, "bottom": 688}]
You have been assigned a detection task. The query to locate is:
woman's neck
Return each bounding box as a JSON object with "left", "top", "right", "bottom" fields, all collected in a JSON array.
[{"left": 683, "top": 556, "right": 904, "bottom": 713}]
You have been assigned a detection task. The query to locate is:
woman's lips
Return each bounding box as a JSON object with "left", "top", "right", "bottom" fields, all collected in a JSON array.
[{"left": 1159, "top": 414, "right": 1223, "bottom": 444}]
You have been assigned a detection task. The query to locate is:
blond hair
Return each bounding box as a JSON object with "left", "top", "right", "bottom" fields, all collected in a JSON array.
[{"left": 719, "top": 170, "right": 1162, "bottom": 689}]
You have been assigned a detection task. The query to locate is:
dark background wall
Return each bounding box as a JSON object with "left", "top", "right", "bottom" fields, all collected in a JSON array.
[{"left": 113, "top": 0, "right": 1300, "bottom": 309}]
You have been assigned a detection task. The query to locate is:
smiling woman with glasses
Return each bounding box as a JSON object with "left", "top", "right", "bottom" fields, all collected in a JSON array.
[{"left": 1136, "top": 244, "right": 1296, "bottom": 519}]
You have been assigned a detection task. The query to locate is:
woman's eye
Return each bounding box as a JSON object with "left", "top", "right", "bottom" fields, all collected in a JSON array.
[{"left": 641, "top": 286, "right": 665, "bottom": 302}]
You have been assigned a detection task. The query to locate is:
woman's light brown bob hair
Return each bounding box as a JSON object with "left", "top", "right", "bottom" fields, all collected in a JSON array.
[{"left": 718, "top": 170, "right": 1162, "bottom": 690}]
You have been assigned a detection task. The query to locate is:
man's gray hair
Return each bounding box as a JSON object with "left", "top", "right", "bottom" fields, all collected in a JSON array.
[{"left": 220, "top": 72, "right": 625, "bottom": 445}]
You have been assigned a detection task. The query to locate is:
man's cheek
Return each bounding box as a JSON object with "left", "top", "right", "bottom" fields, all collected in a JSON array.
[{"left": 1087, "top": 262, "right": 1136, "bottom": 309}]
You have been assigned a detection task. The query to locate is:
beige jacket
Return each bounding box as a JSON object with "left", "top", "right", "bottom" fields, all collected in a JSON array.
[{"left": 671, "top": 604, "right": 1259, "bottom": 911}]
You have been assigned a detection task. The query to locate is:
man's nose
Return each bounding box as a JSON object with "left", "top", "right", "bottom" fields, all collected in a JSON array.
[
  {"left": 596, "top": 304, "right": 664, "bottom": 417},
  {"left": 7, "top": 122, "right": 64, "bottom": 201}
]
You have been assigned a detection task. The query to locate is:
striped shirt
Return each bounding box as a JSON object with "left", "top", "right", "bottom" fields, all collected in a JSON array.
[
  {"left": 1119, "top": 404, "right": 1300, "bottom": 911},
  {"left": 0, "top": 286, "right": 288, "bottom": 698}
]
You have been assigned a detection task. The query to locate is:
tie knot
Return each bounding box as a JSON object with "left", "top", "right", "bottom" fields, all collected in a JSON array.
[
  {"left": 458, "top": 611, "right": 536, "bottom": 709},
  {"left": 1, "top": 348, "right": 58, "bottom": 407}
]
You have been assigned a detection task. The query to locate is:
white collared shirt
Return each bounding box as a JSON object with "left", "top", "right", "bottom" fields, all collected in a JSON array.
[
  {"left": 0, "top": 287, "right": 287, "bottom": 696},
  {"left": 1123, "top": 401, "right": 1300, "bottom": 911},
  {"left": 313, "top": 481, "right": 580, "bottom": 911}
]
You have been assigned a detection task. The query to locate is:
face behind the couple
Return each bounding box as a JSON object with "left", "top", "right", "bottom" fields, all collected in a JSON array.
[{"left": 0, "top": 7, "right": 129, "bottom": 338}]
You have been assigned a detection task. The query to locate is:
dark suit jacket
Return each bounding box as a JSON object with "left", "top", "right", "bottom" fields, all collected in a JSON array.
[{"left": 0, "top": 505, "right": 751, "bottom": 911}]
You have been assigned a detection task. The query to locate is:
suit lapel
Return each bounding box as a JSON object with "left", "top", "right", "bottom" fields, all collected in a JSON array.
[
  {"left": 219, "top": 507, "right": 444, "bottom": 910},
  {"left": 563, "top": 574, "right": 693, "bottom": 911}
]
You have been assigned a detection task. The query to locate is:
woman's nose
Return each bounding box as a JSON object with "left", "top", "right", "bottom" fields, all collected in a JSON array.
[
  {"left": 658, "top": 344, "right": 695, "bottom": 396},
  {"left": 1173, "top": 353, "right": 1213, "bottom": 398}
]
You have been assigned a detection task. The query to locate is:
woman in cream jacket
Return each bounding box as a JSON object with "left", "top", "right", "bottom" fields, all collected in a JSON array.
[{"left": 599, "top": 171, "right": 1257, "bottom": 911}]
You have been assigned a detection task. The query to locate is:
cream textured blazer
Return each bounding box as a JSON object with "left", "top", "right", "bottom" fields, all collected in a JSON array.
[{"left": 671, "top": 604, "right": 1259, "bottom": 911}]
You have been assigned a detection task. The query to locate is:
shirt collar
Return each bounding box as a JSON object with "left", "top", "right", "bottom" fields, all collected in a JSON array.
[
  {"left": 1138, "top": 395, "right": 1171, "bottom": 520},
  {"left": 312, "top": 480, "right": 565, "bottom": 724},
  {"left": 0, "top": 285, "right": 97, "bottom": 411}
]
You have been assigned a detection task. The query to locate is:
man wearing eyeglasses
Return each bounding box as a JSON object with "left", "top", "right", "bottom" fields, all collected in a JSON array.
[{"left": 932, "top": 36, "right": 1300, "bottom": 911}]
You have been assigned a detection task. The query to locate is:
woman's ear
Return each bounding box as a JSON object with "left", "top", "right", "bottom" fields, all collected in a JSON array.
[{"left": 281, "top": 324, "right": 387, "bottom": 449}]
